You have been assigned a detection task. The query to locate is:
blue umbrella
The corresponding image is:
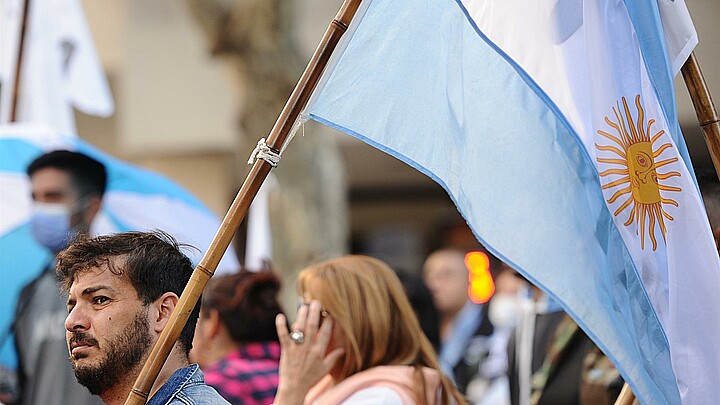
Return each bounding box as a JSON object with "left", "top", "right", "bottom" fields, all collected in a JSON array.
[{"left": 0, "top": 123, "right": 239, "bottom": 367}]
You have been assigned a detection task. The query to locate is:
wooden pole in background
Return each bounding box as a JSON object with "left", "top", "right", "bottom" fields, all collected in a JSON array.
[
  {"left": 10, "top": 0, "right": 31, "bottom": 121},
  {"left": 681, "top": 52, "right": 720, "bottom": 182},
  {"left": 123, "top": 0, "right": 363, "bottom": 403}
]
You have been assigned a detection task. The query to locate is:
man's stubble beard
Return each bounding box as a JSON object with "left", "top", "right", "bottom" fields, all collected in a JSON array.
[{"left": 70, "top": 307, "right": 153, "bottom": 396}]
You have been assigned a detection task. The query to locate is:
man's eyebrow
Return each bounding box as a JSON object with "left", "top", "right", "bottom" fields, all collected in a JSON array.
[
  {"left": 80, "top": 285, "right": 118, "bottom": 296},
  {"left": 66, "top": 286, "right": 116, "bottom": 308}
]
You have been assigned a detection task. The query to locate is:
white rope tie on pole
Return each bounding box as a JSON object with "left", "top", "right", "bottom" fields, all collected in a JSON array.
[
  {"left": 281, "top": 113, "right": 308, "bottom": 155},
  {"left": 247, "top": 138, "right": 282, "bottom": 168}
]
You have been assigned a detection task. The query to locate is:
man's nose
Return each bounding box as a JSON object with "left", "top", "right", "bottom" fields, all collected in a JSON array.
[{"left": 65, "top": 306, "right": 89, "bottom": 332}]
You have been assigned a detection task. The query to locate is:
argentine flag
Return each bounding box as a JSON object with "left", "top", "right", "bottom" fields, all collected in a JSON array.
[{"left": 302, "top": 0, "right": 720, "bottom": 403}]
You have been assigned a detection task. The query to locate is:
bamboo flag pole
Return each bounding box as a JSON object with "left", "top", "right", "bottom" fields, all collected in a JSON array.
[
  {"left": 613, "top": 51, "right": 720, "bottom": 405},
  {"left": 123, "top": 0, "right": 363, "bottom": 403},
  {"left": 10, "top": 0, "right": 31, "bottom": 121},
  {"left": 614, "top": 383, "right": 636, "bottom": 405},
  {"left": 681, "top": 52, "right": 720, "bottom": 181}
]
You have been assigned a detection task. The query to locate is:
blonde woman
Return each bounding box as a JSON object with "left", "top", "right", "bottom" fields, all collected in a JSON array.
[{"left": 273, "top": 255, "right": 466, "bottom": 405}]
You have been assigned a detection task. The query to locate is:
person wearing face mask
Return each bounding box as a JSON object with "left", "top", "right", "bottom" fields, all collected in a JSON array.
[{"left": 9, "top": 150, "right": 106, "bottom": 405}]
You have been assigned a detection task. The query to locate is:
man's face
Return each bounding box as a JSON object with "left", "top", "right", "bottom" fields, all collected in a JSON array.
[
  {"left": 65, "top": 265, "right": 153, "bottom": 395},
  {"left": 423, "top": 251, "right": 469, "bottom": 316},
  {"left": 30, "top": 167, "right": 76, "bottom": 203},
  {"left": 30, "top": 167, "right": 85, "bottom": 228}
]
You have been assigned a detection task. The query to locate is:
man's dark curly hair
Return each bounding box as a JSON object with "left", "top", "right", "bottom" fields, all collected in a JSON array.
[{"left": 56, "top": 231, "right": 199, "bottom": 355}]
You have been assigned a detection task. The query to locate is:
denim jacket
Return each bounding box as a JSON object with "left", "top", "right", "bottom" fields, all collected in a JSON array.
[{"left": 147, "top": 364, "right": 230, "bottom": 405}]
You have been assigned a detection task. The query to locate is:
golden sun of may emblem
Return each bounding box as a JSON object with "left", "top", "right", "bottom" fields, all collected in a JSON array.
[{"left": 595, "top": 95, "right": 682, "bottom": 251}]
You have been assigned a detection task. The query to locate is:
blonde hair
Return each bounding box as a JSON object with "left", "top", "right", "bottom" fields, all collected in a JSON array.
[{"left": 298, "top": 255, "right": 466, "bottom": 405}]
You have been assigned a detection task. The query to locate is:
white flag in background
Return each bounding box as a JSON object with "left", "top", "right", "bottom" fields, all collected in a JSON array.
[{"left": 0, "top": 0, "right": 114, "bottom": 135}]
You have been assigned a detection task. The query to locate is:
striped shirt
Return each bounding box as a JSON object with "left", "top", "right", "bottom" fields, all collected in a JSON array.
[{"left": 203, "top": 342, "right": 280, "bottom": 405}]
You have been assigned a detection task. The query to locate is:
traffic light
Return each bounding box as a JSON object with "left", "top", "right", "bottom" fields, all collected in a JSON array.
[{"left": 465, "top": 251, "right": 495, "bottom": 304}]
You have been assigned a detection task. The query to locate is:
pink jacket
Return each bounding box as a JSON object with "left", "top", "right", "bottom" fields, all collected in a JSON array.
[{"left": 304, "top": 365, "right": 442, "bottom": 405}]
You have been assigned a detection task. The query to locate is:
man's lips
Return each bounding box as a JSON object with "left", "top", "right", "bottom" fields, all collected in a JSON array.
[
  {"left": 68, "top": 334, "right": 99, "bottom": 357},
  {"left": 70, "top": 342, "right": 94, "bottom": 356}
]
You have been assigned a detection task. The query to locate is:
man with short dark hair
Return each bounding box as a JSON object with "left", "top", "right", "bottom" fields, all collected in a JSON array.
[
  {"left": 26, "top": 150, "right": 107, "bottom": 252},
  {"left": 12, "top": 150, "right": 107, "bottom": 405},
  {"left": 57, "top": 231, "right": 229, "bottom": 405}
]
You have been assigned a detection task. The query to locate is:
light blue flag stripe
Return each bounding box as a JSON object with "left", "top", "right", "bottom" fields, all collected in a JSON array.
[
  {"left": 306, "top": 0, "right": 680, "bottom": 402},
  {"left": 0, "top": 139, "right": 46, "bottom": 172}
]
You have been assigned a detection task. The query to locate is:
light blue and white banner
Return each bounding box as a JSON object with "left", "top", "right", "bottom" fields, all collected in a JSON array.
[{"left": 303, "top": 0, "right": 720, "bottom": 403}]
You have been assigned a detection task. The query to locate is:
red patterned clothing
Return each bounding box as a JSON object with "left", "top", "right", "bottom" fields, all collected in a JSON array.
[{"left": 203, "top": 342, "right": 281, "bottom": 405}]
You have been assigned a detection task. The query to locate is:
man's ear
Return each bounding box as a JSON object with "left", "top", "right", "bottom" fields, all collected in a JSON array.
[
  {"left": 151, "top": 292, "right": 179, "bottom": 334},
  {"left": 83, "top": 195, "right": 102, "bottom": 225}
]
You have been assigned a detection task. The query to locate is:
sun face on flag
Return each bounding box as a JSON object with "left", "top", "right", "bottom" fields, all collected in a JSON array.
[{"left": 595, "top": 95, "right": 682, "bottom": 250}]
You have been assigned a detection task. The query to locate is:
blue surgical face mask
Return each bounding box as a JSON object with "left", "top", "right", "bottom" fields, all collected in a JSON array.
[{"left": 30, "top": 202, "right": 74, "bottom": 253}]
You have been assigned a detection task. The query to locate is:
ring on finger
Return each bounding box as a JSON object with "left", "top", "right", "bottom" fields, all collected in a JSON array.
[{"left": 290, "top": 330, "right": 305, "bottom": 344}]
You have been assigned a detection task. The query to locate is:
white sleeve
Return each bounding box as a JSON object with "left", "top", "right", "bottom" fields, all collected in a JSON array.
[{"left": 339, "top": 387, "right": 407, "bottom": 405}]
